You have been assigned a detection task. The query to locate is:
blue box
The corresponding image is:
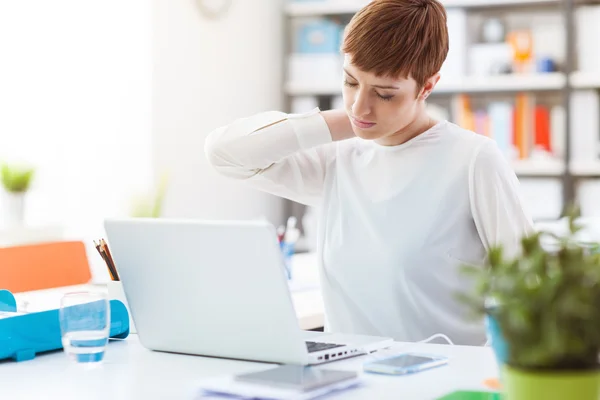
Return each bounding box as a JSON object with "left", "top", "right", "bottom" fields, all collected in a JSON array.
[
  {"left": 297, "top": 19, "right": 343, "bottom": 54},
  {"left": 0, "top": 290, "right": 130, "bottom": 362}
]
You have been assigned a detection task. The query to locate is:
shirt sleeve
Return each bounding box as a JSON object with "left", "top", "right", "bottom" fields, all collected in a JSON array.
[
  {"left": 469, "top": 140, "right": 536, "bottom": 259},
  {"left": 204, "top": 108, "right": 335, "bottom": 207}
]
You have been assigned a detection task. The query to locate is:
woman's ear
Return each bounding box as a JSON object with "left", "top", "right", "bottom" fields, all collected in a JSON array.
[{"left": 419, "top": 73, "right": 441, "bottom": 101}]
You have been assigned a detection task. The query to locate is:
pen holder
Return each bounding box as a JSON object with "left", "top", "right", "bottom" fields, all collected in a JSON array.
[{"left": 107, "top": 281, "right": 136, "bottom": 334}]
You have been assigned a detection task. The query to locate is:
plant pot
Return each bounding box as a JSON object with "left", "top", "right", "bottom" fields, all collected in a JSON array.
[
  {"left": 502, "top": 365, "right": 600, "bottom": 400},
  {"left": 1, "top": 191, "right": 25, "bottom": 227}
]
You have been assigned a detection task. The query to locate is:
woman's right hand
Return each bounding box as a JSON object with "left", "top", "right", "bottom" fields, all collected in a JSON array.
[{"left": 320, "top": 109, "right": 355, "bottom": 142}]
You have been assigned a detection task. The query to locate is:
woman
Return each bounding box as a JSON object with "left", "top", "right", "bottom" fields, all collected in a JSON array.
[{"left": 205, "top": 0, "right": 534, "bottom": 345}]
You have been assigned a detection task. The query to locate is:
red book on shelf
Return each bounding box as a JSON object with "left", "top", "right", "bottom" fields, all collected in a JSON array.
[{"left": 534, "top": 105, "right": 551, "bottom": 152}]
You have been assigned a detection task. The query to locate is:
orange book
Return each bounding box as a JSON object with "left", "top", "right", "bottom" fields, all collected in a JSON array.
[
  {"left": 455, "top": 94, "right": 475, "bottom": 131},
  {"left": 514, "top": 93, "right": 533, "bottom": 159},
  {"left": 514, "top": 95, "right": 525, "bottom": 159},
  {"left": 512, "top": 107, "right": 518, "bottom": 149}
]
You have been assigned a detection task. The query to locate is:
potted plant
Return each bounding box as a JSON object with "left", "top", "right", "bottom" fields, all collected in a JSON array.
[
  {"left": 0, "top": 162, "right": 35, "bottom": 227},
  {"left": 459, "top": 210, "right": 600, "bottom": 400}
]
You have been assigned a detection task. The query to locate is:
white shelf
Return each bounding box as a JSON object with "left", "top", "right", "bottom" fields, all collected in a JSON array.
[
  {"left": 285, "top": 73, "right": 565, "bottom": 96},
  {"left": 435, "top": 73, "right": 565, "bottom": 93},
  {"left": 442, "top": 0, "right": 557, "bottom": 7},
  {"left": 570, "top": 161, "right": 600, "bottom": 176},
  {"left": 570, "top": 71, "right": 600, "bottom": 89},
  {"left": 285, "top": 1, "right": 367, "bottom": 17},
  {"left": 285, "top": 0, "right": 558, "bottom": 17},
  {"left": 512, "top": 159, "right": 565, "bottom": 176}
]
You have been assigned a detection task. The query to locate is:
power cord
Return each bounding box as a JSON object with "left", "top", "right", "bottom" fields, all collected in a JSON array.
[
  {"left": 418, "top": 333, "right": 455, "bottom": 346},
  {"left": 419, "top": 333, "right": 491, "bottom": 347}
]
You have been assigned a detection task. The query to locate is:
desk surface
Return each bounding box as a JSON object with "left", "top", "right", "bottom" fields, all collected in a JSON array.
[{"left": 0, "top": 334, "right": 499, "bottom": 399}]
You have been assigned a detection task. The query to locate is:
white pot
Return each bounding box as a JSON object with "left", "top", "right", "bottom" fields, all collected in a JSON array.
[{"left": 1, "top": 191, "right": 26, "bottom": 228}]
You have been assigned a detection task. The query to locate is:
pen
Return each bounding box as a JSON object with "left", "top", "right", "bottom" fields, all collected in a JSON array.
[
  {"left": 94, "top": 239, "right": 120, "bottom": 281},
  {"left": 277, "top": 225, "right": 286, "bottom": 243},
  {"left": 101, "top": 239, "right": 120, "bottom": 281}
]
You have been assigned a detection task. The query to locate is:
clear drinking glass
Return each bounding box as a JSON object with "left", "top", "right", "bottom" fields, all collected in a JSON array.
[{"left": 59, "top": 291, "right": 110, "bottom": 366}]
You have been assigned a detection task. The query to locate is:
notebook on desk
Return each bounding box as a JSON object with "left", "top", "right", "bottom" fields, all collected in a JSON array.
[{"left": 104, "top": 218, "right": 393, "bottom": 365}]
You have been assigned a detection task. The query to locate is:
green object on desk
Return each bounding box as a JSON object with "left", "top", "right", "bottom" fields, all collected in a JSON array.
[{"left": 436, "top": 390, "right": 501, "bottom": 400}]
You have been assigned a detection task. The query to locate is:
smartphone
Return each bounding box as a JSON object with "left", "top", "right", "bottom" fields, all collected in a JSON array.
[
  {"left": 234, "top": 365, "right": 358, "bottom": 392},
  {"left": 363, "top": 352, "right": 448, "bottom": 375}
]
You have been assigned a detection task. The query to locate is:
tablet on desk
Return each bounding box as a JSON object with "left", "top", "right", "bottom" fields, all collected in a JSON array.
[{"left": 234, "top": 365, "right": 358, "bottom": 392}]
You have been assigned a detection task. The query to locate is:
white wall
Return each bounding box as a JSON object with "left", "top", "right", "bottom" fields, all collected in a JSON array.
[
  {"left": 1, "top": 0, "right": 286, "bottom": 280},
  {"left": 152, "top": 0, "right": 285, "bottom": 224},
  {"left": 0, "top": 1, "right": 152, "bottom": 280}
]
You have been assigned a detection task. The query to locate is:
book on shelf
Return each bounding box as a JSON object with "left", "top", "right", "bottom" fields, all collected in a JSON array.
[{"left": 451, "top": 93, "right": 562, "bottom": 166}]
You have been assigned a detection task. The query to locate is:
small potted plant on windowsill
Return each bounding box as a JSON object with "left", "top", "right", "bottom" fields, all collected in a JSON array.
[
  {"left": 459, "top": 209, "right": 600, "bottom": 400},
  {"left": 0, "top": 162, "right": 35, "bottom": 227},
  {"left": 130, "top": 173, "right": 169, "bottom": 218}
]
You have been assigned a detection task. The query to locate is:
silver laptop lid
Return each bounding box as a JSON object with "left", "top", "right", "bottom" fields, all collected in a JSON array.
[{"left": 103, "top": 218, "right": 309, "bottom": 364}]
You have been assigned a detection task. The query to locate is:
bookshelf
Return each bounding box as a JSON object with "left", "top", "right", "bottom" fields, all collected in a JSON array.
[
  {"left": 283, "top": 0, "right": 600, "bottom": 221},
  {"left": 570, "top": 161, "right": 600, "bottom": 176}
]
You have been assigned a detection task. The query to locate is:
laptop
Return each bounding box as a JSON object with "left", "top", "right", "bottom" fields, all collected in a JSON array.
[{"left": 103, "top": 218, "right": 393, "bottom": 365}]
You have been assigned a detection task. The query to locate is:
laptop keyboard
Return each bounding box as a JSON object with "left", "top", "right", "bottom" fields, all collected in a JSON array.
[{"left": 306, "top": 341, "right": 345, "bottom": 353}]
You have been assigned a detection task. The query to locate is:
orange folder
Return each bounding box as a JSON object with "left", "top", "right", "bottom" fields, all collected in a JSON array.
[{"left": 0, "top": 241, "right": 92, "bottom": 293}]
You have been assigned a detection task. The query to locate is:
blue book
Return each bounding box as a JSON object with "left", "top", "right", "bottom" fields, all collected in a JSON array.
[{"left": 488, "top": 102, "right": 513, "bottom": 158}]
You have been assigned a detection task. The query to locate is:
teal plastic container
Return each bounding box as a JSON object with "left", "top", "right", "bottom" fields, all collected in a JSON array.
[{"left": 0, "top": 290, "right": 130, "bottom": 362}]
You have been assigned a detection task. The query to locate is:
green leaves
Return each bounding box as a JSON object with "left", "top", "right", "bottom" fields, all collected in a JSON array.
[
  {"left": 130, "top": 173, "right": 169, "bottom": 218},
  {"left": 459, "top": 209, "right": 600, "bottom": 371},
  {"left": 0, "top": 162, "right": 35, "bottom": 193}
]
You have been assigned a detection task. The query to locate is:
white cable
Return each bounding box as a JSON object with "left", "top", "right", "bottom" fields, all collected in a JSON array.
[{"left": 418, "top": 333, "right": 455, "bottom": 346}]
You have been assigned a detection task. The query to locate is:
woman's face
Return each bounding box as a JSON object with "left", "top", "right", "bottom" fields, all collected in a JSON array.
[{"left": 342, "top": 55, "right": 438, "bottom": 144}]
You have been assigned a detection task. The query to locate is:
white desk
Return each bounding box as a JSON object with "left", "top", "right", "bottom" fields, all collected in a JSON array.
[
  {"left": 0, "top": 334, "right": 499, "bottom": 399},
  {"left": 2, "top": 252, "right": 499, "bottom": 399}
]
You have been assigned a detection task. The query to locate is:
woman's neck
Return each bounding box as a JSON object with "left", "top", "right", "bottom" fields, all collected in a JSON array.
[{"left": 375, "top": 111, "right": 437, "bottom": 147}]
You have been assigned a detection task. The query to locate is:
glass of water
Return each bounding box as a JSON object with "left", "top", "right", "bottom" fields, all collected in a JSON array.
[{"left": 59, "top": 291, "right": 110, "bottom": 366}]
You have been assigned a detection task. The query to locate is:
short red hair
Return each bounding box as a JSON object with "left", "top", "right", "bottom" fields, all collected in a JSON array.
[{"left": 342, "top": 0, "right": 449, "bottom": 89}]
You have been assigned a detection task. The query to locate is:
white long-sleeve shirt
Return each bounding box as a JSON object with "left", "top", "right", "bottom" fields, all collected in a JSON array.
[{"left": 205, "top": 108, "right": 534, "bottom": 345}]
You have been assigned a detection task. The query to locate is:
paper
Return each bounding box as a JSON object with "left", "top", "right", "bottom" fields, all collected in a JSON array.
[{"left": 195, "top": 375, "right": 363, "bottom": 400}]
